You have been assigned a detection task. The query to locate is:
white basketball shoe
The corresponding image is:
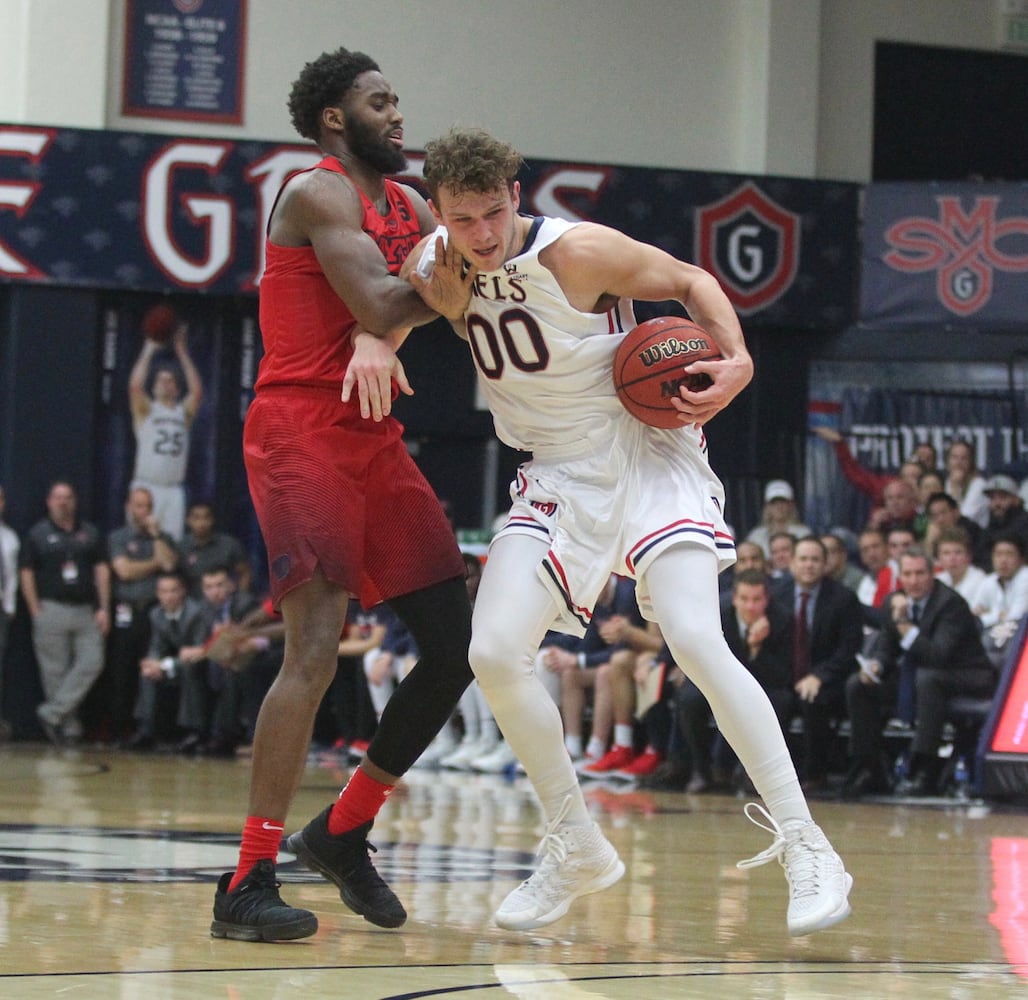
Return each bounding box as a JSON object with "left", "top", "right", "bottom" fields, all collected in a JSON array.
[
  {"left": 736, "top": 802, "right": 853, "bottom": 936},
  {"left": 494, "top": 798, "right": 625, "bottom": 931}
]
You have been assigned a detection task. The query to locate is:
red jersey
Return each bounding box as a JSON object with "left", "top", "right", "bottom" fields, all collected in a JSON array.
[{"left": 255, "top": 156, "right": 422, "bottom": 391}]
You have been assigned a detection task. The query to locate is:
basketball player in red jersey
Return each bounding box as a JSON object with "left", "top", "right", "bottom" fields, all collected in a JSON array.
[{"left": 211, "top": 48, "right": 478, "bottom": 943}]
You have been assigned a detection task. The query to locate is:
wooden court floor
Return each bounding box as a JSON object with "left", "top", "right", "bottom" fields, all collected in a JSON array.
[{"left": 0, "top": 743, "right": 1025, "bottom": 999}]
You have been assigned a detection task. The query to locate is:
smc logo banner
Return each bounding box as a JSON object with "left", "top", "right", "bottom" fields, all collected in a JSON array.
[{"left": 862, "top": 183, "right": 1028, "bottom": 326}]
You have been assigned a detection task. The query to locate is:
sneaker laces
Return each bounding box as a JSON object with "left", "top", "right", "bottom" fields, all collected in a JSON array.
[
  {"left": 519, "top": 796, "right": 574, "bottom": 888},
  {"left": 239, "top": 860, "right": 282, "bottom": 893},
  {"left": 736, "top": 802, "right": 822, "bottom": 900},
  {"left": 344, "top": 830, "right": 383, "bottom": 880}
]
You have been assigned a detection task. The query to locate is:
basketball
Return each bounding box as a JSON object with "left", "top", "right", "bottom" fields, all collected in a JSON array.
[
  {"left": 141, "top": 303, "right": 178, "bottom": 343},
  {"left": 612, "top": 317, "right": 721, "bottom": 428}
]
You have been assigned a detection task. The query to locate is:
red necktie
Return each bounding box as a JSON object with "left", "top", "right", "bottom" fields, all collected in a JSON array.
[{"left": 793, "top": 590, "right": 811, "bottom": 681}]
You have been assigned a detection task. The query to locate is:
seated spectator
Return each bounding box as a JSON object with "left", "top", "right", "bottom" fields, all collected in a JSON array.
[
  {"left": 913, "top": 470, "right": 945, "bottom": 539},
  {"left": 767, "top": 531, "right": 796, "bottom": 601},
  {"left": 821, "top": 531, "right": 865, "bottom": 594},
  {"left": 744, "top": 480, "right": 811, "bottom": 558},
  {"left": 872, "top": 525, "right": 917, "bottom": 608},
  {"left": 784, "top": 537, "right": 863, "bottom": 793},
  {"left": 972, "top": 534, "right": 1028, "bottom": 668},
  {"left": 921, "top": 491, "right": 984, "bottom": 568},
  {"left": 220, "top": 598, "right": 285, "bottom": 757},
  {"left": 855, "top": 528, "right": 888, "bottom": 612},
  {"left": 327, "top": 601, "right": 389, "bottom": 756},
  {"left": 943, "top": 439, "right": 989, "bottom": 528},
  {"left": 199, "top": 566, "right": 260, "bottom": 755},
  {"left": 575, "top": 612, "right": 662, "bottom": 776},
  {"left": 126, "top": 570, "right": 210, "bottom": 751},
  {"left": 677, "top": 569, "right": 792, "bottom": 793},
  {"left": 933, "top": 526, "right": 987, "bottom": 606},
  {"left": 866, "top": 478, "right": 919, "bottom": 537},
  {"left": 976, "top": 474, "right": 1028, "bottom": 568},
  {"left": 620, "top": 641, "right": 681, "bottom": 779},
  {"left": 911, "top": 440, "right": 939, "bottom": 474},
  {"left": 365, "top": 609, "right": 427, "bottom": 741},
  {"left": 179, "top": 501, "right": 252, "bottom": 599},
  {"left": 843, "top": 547, "right": 996, "bottom": 798},
  {"left": 718, "top": 539, "right": 767, "bottom": 596}
]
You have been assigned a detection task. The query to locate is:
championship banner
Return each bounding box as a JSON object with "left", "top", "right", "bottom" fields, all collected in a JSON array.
[
  {"left": 122, "top": 0, "right": 247, "bottom": 124},
  {"left": 0, "top": 123, "right": 859, "bottom": 326},
  {"left": 861, "top": 182, "right": 1028, "bottom": 327}
]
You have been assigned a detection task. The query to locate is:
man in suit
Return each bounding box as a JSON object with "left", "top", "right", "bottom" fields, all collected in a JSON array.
[
  {"left": 198, "top": 566, "right": 261, "bottom": 755},
  {"left": 843, "top": 546, "right": 996, "bottom": 798},
  {"left": 787, "top": 537, "right": 864, "bottom": 792},
  {"left": 677, "top": 569, "right": 793, "bottom": 792},
  {"left": 126, "top": 570, "right": 209, "bottom": 750}
]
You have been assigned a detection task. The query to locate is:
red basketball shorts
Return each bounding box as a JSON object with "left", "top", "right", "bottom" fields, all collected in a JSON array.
[{"left": 244, "top": 388, "right": 465, "bottom": 608}]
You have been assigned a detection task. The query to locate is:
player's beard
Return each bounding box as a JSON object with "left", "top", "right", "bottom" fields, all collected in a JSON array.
[{"left": 345, "top": 112, "right": 407, "bottom": 175}]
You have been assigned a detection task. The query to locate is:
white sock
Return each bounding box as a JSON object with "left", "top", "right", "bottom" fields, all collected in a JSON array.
[{"left": 614, "top": 724, "right": 633, "bottom": 748}]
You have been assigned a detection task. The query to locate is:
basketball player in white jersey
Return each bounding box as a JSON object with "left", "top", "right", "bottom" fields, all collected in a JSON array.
[
  {"left": 129, "top": 323, "right": 203, "bottom": 541},
  {"left": 402, "top": 127, "right": 852, "bottom": 938}
]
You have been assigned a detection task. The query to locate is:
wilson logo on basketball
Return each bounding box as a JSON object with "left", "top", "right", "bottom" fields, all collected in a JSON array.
[{"left": 638, "top": 337, "right": 711, "bottom": 367}]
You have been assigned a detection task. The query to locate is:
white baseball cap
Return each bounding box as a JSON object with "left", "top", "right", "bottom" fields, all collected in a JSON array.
[
  {"left": 983, "top": 474, "right": 1019, "bottom": 496},
  {"left": 764, "top": 479, "right": 794, "bottom": 502}
]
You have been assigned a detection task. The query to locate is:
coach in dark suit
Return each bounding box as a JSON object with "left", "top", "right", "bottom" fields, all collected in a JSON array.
[
  {"left": 787, "top": 537, "right": 864, "bottom": 791},
  {"left": 843, "top": 546, "right": 996, "bottom": 798},
  {"left": 199, "top": 565, "right": 261, "bottom": 755},
  {"left": 677, "top": 569, "right": 792, "bottom": 791},
  {"left": 126, "top": 570, "right": 210, "bottom": 750}
]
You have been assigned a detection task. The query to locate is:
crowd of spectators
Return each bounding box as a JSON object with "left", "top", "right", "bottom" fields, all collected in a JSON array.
[{"left": 2, "top": 437, "right": 1026, "bottom": 805}]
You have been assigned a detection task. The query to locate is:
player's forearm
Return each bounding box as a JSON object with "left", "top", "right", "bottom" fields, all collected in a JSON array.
[
  {"left": 683, "top": 272, "right": 751, "bottom": 362},
  {"left": 94, "top": 564, "right": 111, "bottom": 612},
  {"left": 129, "top": 339, "right": 158, "bottom": 389},
  {"left": 19, "top": 571, "right": 39, "bottom": 616},
  {"left": 357, "top": 283, "right": 437, "bottom": 336}
]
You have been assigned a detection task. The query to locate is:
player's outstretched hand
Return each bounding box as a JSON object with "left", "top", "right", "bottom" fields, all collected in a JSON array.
[
  {"left": 670, "top": 352, "right": 753, "bottom": 427},
  {"left": 409, "top": 235, "right": 478, "bottom": 320},
  {"left": 342, "top": 329, "right": 413, "bottom": 421}
]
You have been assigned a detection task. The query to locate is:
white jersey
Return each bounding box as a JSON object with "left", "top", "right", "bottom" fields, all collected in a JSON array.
[
  {"left": 428, "top": 217, "right": 636, "bottom": 459},
  {"left": 133, "top": 401, "right": 189, "bottom": 486},
  {"left": 424, "top": 216, "right": 735, "bottom": 635}
]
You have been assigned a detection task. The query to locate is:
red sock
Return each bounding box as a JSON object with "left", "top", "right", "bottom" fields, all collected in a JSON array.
[
  {"left": 227, "top": 815, "right": 285, "bottom": 892},
  {"left": 328, "top": 767, "right": 395, "bottom": 836}
]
